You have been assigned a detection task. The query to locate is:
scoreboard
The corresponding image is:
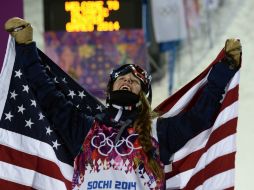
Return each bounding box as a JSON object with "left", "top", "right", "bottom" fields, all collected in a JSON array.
[{"left": 44, "top": 0, "right": 142, "bottom": 32}]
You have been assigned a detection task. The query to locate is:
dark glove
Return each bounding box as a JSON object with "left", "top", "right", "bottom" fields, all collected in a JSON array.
[
  {"left": 4, "top": 17, "right": 33, "bottom": 44},
  {"left": 224, "top": 38, "right": 242, "bottom": 69}
]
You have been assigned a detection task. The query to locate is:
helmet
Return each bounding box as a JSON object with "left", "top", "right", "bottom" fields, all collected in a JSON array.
[{"left": 107, "top": 64, "right": 152, "bottom": 103}]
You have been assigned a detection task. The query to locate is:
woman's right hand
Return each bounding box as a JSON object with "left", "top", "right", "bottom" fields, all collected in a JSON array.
[{"left": 4, "top": 17, "right": 33, "bottom": 44}]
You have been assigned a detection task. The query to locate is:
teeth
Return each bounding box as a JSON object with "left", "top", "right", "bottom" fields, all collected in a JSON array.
[{"left": 120, "top": 85, "right": 130, "bottom": 91}]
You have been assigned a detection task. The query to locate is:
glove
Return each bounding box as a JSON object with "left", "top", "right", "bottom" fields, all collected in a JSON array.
[
  {"left": 4, "top": 17, "right": 33, "bottom": 44},
  {"left": 224, "top": 38, "right": 242, "bottom": 69}
]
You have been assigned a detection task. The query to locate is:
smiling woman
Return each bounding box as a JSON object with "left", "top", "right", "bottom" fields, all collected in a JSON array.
[
  {"left": 113, "top": 73, "right": 141, "bottom": 95},
  {"left": 115, "top": 73, "right": 141, "bottom": 87},
  {"left": 108, "top": 64, "right": 152, "bottom": 101}
]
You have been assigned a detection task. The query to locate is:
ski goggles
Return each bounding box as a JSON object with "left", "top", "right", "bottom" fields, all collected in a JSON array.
[{"left": 110, "top": 64, "right": 151, "bottom": 87}]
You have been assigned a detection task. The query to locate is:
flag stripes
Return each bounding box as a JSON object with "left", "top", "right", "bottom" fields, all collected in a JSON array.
[
  {"left": 0, "top": 161, "right": 67, "bottom": 189},
  {"left": 0, "top": 178, "right": 34, "bottom": 190},
  {"left": 0, "top": 128, "right": 73, "bottom": 180},
  {"left": 168, "top": 88, "right": 239, "bottom": 164},
  {"left": 167, "top": 118, "right": 237, "bottom": 178},
  {"left": 184, "top": 153, "right": 236, "bottom": 190},
  {"left": 0, "top": 145, "right": 72, "bottom": 188},
  {"left": 159, "top": 58, "right": 239, "bottom": 188},
  {"left": 195, "top": 169, "right": 235, "bottom": 190}
]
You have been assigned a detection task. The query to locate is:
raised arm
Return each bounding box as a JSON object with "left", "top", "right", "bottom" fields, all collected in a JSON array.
[
  {"left": 156, "top": 39, "right": 241, "bottom": 164},
  {"left": 5, "top": 17, "right": 93, "bottom": 159}
]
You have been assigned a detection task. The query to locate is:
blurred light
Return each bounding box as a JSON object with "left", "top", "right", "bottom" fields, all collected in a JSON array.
[{"left": 65, "top": 0, "right": 120, "bottom": 32}]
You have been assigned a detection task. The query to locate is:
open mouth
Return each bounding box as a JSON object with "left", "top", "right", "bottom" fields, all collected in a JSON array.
[{"left": 120, "top": 85, "right": 131, "bottom": 91}]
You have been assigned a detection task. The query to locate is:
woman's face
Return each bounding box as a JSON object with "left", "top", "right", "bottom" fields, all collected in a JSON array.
[{"left": 112, "top": 73, "right": 141, "bottom": 95}]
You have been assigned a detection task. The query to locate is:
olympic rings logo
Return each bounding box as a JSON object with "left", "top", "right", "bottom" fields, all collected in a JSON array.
[{"left": 91, "top": 132, "right": 142, "bottom": 156}]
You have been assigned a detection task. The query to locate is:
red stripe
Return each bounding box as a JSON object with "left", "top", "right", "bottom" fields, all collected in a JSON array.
[
  {"left": 166, "top": 118, "right": 237, "bottom": 179},
  {"left": 220, "top": 85, "right": 239, "bottom": 111},
  {"left": 0, "top": 179, "right": 36, "bottom": 190},
  {"left": 165, "top": 82, "right": 238, "bottom": 179},
  {"left": 155, "top": 74, "right": 207, "bottom": 114},
  {"left": 155, "top": 49, "right": 226, "bottom": 114},
  {"left": 0, "top": 144, "right": 72, "bottom": 189},
  {"left": 183, "top": 153, "right": 235, "bottom": 190},
  {"left": 157, "top": 76, "right": 238, "bottom": 124}
]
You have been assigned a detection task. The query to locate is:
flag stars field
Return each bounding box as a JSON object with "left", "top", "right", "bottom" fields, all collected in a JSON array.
[
  {"left": 22, "top": 85, "right": 29, "bottom": 93},
  {"left": 4, "top": 111, "right": 13, "bottom": 121},
  {"left": 14, "top": 69, "right": 22, "bottom": 78},
  {"left": 87, "top": 105, "right": 92, "bottom": 111},
  {"left": 96, "top": 105, "right": 103, "bottom": 112},
  {"left": 0, "top": 38, "right": 106, "bottom": 190},
  {"left": 10, "top": 90, "right": 18, "bottom": 99},
  {"left": 52, "top": 140, "right": 61, "bottom": 150},
  {"left": 68, "top": 90, "right": 76, "bottom": 99},
  {"left": 78, "top": 91, "right": 86, "bottom": 99},
  {"left": 45, "top": 65, "right": 51, "bottom": 71},
  {"left": 38, "top": 112, "right": 45, "bottom": 120},
  {"left": 62, "top": 77, "right": 67, "bottom": 83},
  {"left": 46, "top": 126, "right": 53, "bottom": 135},
  {"left": 17, "top": 105, "right": 26, "bottom": 114},
  {"left": 25, "top": 118, "right": 34, "bottom": 128},
  {"left": 30, "top": 99, "right": 37, "bottom": 107},
  {"left": 54, "top": 77, "right": 59, "bottom": 83}
]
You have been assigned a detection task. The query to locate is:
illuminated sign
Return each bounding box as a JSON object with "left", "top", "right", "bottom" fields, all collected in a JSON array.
[
  {"left": 44, "top": 0, "right": 142, "bottom": 32},
  {"left": 65, "top": 1, "right": 120, "bottom": 32}
]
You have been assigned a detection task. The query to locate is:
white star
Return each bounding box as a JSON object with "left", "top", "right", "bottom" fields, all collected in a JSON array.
[
  {"left": 14, "top": 69, "right": 22, "bottom": 78},
  {"left": 54, "top": 77, "right": 59, "bottom": 83},
  {"left": 78, "top": 91, "right": 86, "bottom": 99},
  {"left": 38, "top": 112, "right": 45, "bottom": 120},
  {"left": 62, "top": 78, "right": 67, "bottom": 83},
  {"left": 22, "top": 85, "right": 29, "bottom": 93},
  {"left": 17, "top": 105, "right": 26, "bottom": 114},
  {"left": 86, "top": 106, "right": 92, "bottom": 111},
  {"left": 96, "top": 105, "right": 103, "bottom": 112},
  {"left": 45, "top": 65, "right": 51, "bottom": 71},
  {"left": 52, "top": 140, "right": 61, "bottom": 150},
  {"left": 45, "top": 126, "right": 53, "bottom": 135},
  {"left": 67, "top": 90, "right": 76, "bottom": 99},
  {"left": 10, "top": 90, "right": 18, "bottom": 100},
  {"left": 5, "top": 111, "right": 13, "bottom": 121},
  {"left": 30, "top": 99, "right": 37, "bottom": 107},
  {"left": 25, "top": 118, "right": 34, "bottom": 128}
]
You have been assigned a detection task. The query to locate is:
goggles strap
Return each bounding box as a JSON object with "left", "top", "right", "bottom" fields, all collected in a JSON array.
[
  {"left": 110, "top": 100, "right": 141, "bottom": 112},
  {"left": 112, "top": 104, "right": 123, "bottom": 122}
]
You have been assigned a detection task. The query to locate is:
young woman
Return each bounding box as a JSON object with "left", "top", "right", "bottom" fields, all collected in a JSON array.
[{"left": 5, "top": 17, "right": 241, "bottom": 190}]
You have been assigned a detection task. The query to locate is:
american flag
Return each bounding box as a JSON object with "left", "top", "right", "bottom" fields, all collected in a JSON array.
[
  {"left": 0, "top": 37, "right": 240, "bottom": 190},
  {"left": 0, "top": 37, "right": 104, "bottom": 190},
  {"left": 155, "top": 49, "right": 240, "bottom": 189}
]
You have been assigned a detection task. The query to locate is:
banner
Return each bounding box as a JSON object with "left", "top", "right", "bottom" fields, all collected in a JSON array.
[
  {"left": 44, "top": 30, "right": 148, "bottom": 99},
  {"left": 151, "top": 0, "right": 187, "bottom": 42}
]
